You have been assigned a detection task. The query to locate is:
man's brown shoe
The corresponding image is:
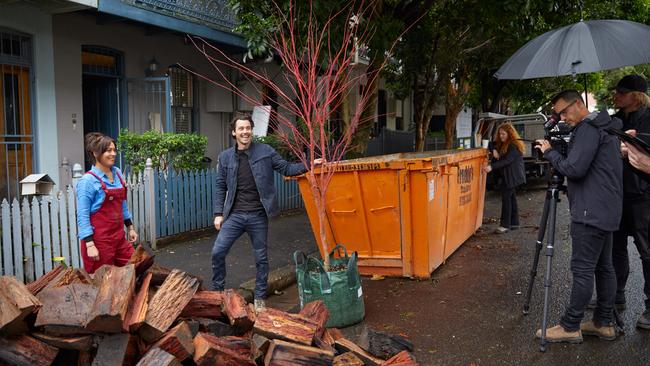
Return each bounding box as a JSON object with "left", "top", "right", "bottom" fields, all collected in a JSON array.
[
  {"left": 535, "top": 325, "right": 583, "bottom": 343},
  {"left": 580, "top": 320, "right": 616, "bottom": 340}
]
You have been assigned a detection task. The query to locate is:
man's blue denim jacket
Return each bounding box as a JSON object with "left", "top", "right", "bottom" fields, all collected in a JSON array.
[{"left": 214, "top": 142, "right": 307, "bottom": 219}]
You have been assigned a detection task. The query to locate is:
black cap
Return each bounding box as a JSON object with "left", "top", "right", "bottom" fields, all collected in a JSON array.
[{"left": 616, "top": 74, "right": 648, "bottom": 94}]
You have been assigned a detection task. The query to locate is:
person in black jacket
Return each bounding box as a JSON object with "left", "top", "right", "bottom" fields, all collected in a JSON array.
[
  {"left": 534, "top": 90, "right": 623, "bottom": 343},
  {"left": 610, "top": 75, "right": 650, "bottom": 329},
  {"left": 484, "top": 123, "right": 526, "bottom": 233}
]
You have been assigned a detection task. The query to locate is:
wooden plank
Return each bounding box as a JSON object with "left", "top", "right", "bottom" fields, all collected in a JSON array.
[
  {"left": 139, "top": 269, "right": 199, "bottom": 343},
  {"left": 31, "top": 332, "right": 93, "bottom": 351},
  {"left": 67, "top": 186, "right": 81, "bottom": 269},
  {"left": 92, "top": 333, "right": 139, "bottom": 366},
  {"left": 59, "top": 191, "right": 71, "bottom": 268},
  {"left": 41, "top": 197, "right": 53, "bottom": 273},
  {"left": 380, "top": 351, "right": 419, "bottom": 366},
  {"left": 34, "top": 283, "right": 97, "bottom": 335},
  {"left": 2, "top": 199, "right": 13, "bottom": 277},
  {"left": 50, "top": 194, "right": 61, "bottom": 267},
  {"left": 86, "top": 264, "right": 136, "bottom": 333},
  {"left": 136, "top": 347, "right": 180, "bottom": 366},
  {"left": 192, "top": 332, "right": 255, "bottom": 366},
  {"left": 264, "top": 339, "right": 334, "bottom": 366},
  {"left": 124, "top": 271, "right": 152, "bottom": 332},
  {"left": 26, "top": 263, "right": 65, "bottom": 295},
  {"left": 0, "top": 334, "right": 59, "bottom": 366},
  {"left": 22, "top": 198, "right": 34, "bottom": 282},
  {"left": 180, "top": 290, "right": 224, "bottom": 319},
  {"left": 11, "top": 199, "right": 24, "bottom": 281},
  {"left": 335, "top": 338, "right": 384, "bottom": 366},
  {"left": 0, "top": 275, "right": 42, "bottom": 335},
  {"left": 32, "top": 197, "right": 44, "bottom": 279},
  {"left": 150, "top": 321, "right": 194, "bottom": 362},
  {"left": 253, "top": 307, "right": 318, "bottom": 346},
  {"left": 222, "top": 289, "right": 255, "bottom": 334},
  {"left": 333, "top": 352, "right": 364, "bottom": 366}
]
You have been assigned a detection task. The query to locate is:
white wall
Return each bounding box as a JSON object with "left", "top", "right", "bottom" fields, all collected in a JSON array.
[
  {"left": 0, "top": 3, "right": 60, "bottom": 186},
  {"left": 52, "top": 11, "right": 234, "bottom": 171}
]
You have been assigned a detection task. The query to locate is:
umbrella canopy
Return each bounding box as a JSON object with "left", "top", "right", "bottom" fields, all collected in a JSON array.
[{"left": 495, "top": 20, "right": 650, "bottom": 80}]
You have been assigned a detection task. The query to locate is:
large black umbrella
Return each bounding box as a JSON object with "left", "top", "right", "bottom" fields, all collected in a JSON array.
[{"left": 495, "top": 19, "right": 650, "bottom": 80}]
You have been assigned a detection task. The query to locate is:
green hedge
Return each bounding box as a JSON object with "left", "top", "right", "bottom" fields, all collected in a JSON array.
[{"left": 118, "top": 129, "right": 208, "bottom": 173}]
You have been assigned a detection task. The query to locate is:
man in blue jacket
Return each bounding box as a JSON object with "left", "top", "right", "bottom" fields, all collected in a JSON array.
[
  {"left": 535, "top": 90, "right": 623, "bottom": 343},
  {"left": 212, "top": 115, "right": 319, "bottom": 311}
]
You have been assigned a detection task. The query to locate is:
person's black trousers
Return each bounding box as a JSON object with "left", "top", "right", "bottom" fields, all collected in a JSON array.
[
  {"left": 612, "top": 196, "right": 650, "bottom": 309},
  {"left": 560, "top": 223, "right": 616, "bottom": 331},
  {"left": 500, "top": 187, "right": 519, "bottom": 229}
]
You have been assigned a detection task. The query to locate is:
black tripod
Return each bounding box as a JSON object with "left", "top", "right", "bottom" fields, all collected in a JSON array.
[{"left": 522, "top": 172, "right": 566, "bottom": 352}]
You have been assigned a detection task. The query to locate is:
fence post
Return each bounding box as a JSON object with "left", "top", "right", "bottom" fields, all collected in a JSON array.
[
  {"left": 71, "top": 163, "right": 83, "bottom": 188},
  {"left": 144, "top": 158, "right": 157, "bottom": 249}
]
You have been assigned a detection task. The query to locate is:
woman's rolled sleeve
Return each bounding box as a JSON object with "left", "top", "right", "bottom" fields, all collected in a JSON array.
[{"left": 76, "top": 179, "right": 95, "bottom": 240}]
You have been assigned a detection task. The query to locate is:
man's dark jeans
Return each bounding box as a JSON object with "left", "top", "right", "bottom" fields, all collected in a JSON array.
[
  {"left": 613, "top": 197, "right": 650, "bottom": 309},
  {"left": 560, "top": 223, "right": 616, "bottom": 331},
  {"left": 211, "top": 210, "right": 269, "bottom": 299}
]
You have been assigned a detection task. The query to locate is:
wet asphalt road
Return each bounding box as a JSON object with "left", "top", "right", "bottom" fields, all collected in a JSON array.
[{"left": 156, "top": 180, "right": 650, "bottom": 365}]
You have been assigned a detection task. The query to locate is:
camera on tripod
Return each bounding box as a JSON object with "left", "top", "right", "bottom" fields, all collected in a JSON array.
[{"left": 533, "top": 113, "right": 571, "bottom": 160}]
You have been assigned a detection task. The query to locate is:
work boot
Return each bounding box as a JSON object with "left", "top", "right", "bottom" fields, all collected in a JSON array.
[
  {"left": 535, "top": 325, "right": 583, "bottom": 344},
  {"left": 495, "top": 226, "right": 509, "bottom": 234},
  {"left": 580, "top": 320, "right": 616, "bottom": 340},
  {"left": 637, "top": 310, "right": 650, "bottom": 330},
  {"left": 254, "top": 299, "right": 266, "bottom": 313}
]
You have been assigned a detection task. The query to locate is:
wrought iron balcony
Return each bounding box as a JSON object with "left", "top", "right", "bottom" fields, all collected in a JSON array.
[{"left": 122, "top": 0, "right": 239, "bottom": 32}]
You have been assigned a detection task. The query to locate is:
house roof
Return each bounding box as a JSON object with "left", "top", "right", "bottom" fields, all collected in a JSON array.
[{"left": 20, "top": 174, "right": 55, "bottom": 184}]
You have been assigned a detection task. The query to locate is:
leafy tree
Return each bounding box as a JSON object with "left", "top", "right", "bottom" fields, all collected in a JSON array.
[{"left": 118, "top": 130, "right": 208, "bottom": 173}]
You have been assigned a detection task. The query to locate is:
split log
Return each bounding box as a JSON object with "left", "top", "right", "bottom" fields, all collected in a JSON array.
[
  {"left": 128, "top": 243, "right": 155, "bottom": 276},
  {"left": 52, "top": 268, "right": 92, "bottom": 287},
  {"left": 335, "top": 338, "right": 384, "bottom": 366},
  {"left": 251, "top": 334, "right": 270, "bottom": 364},
  {"left": 26, "top": 264, "right": 65, "bottom": 295},
  {"left": 192, "top": 332, "right": 255, "bottom": 366},
  {"left": 124, "top": 272, "right": 152, "bottom": 332},
  {"left": 136, "top": 347, "right": 180, "bottom": 366},
  {"left": 299, "top": 300, "right": 329, "bottom": 339},
  {"left": 314, "top": 336, "right": 337, "bottom": 354},
  {"left": 264, "top": 339, "right": 334, "bottom": 366},
  {"left": 195, "top": 317, "right": 234, "bottom": 336},
  {"left": 31, "top": 332, "right": 93, "bottom": 351},
  {"left": 222, "top": 289, "right": 255, "bottom": 334},
  {"left": 34, "top": 284, "right": 97, "bottom": 335},
  {"left": 381, "top": 351, "right": 419, "bottom": 366},
  {"left": 150, "top": 321, "right": 194, "bottom": 362},
  {"left": 139, "top": 269, "right": 199, "bottom": 343},
  {"left": 86, "top": 264, "right": 136, "bottom": 333},
  {"left": 0, "top": 334, "right": 59, "bottom": 366},
  {"left": 253, "top": 307, "right": 318, "bottom": 346},
  {"left": 366, "top": 328, "right": 413, "bottom": 360},
  {"left": 198, "top": 333, "right": 251, "bottom": 358},
  {"left": 92, "top": 333, "right": 139, "bottom": 366},
  {"left": 333, "top": 352, "right": 365, "bottom": 366},
  {"left": 180, "top": 291, "right": 224, "bottom": 319},
  {"left": 323, "top": 328, "right": 344, "bottom": 346},
  {"left": 0, "top": 276, "right": 42, "bottom": 335}
]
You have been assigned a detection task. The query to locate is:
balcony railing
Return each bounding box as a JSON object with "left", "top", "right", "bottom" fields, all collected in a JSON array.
[{"left": 123, "top": 0, "right": 239, "bottom": 31}]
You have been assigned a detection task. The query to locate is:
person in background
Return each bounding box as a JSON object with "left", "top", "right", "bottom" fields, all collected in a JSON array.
[
  {"left": 76, "top": 132, "right": 137, "bottom": 274},
  {"left": 484, "top": 123, "right": 526, "bottom": 234}
]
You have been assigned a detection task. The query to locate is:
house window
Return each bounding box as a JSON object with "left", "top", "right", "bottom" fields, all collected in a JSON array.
[{"left": 169, "top": 66, "right": 193, "bottom": 133}]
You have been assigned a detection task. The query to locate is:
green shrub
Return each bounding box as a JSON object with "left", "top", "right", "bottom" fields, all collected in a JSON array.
[{"left": 118, "top": 129, "right": 208, "bottom": 173}]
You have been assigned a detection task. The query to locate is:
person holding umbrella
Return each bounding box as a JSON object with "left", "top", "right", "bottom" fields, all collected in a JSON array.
[
  {"left": 535, "top": 90, "right": 622, "bottom": 343},
  {"left": 484, "top": 123, "right": 526, "bottom": 234},
  {"left": 77, "top": 132, "right": 137, "bottom": 274},
  {"left": 610, "top": 75, "right": 650, "bottom": 329}
]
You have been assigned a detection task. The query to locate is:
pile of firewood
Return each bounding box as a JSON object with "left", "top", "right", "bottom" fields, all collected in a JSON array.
[{"left": 0, "top": 245, "right": 418, "bottom": 366}]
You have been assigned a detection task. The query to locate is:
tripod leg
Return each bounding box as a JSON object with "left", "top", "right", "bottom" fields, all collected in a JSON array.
[
  {"left": 540, "top": 188, "right": 560, "bottom": 352},
  {"left": 524, "top": 190, "right": 552, "bottom": 315}
]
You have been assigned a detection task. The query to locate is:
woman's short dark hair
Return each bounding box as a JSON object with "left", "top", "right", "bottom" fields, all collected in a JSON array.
[
  {"left": 229, "top": 114, "right": 255, "bottom": 139},
  {"left": 85, "top": 132, "right": 116, "bottom": 165}
]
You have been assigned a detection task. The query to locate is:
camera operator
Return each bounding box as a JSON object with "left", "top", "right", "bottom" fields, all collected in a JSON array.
[
  {"left": 609, "top": 75, "right": 650, "bottom": 330},
  {"left": 534, "top": 90, "right": 623, "bottom": 343}
]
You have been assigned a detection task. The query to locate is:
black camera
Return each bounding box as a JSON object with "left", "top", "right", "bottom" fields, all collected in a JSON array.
[{"left": 535, "top": 113, "right": 570, "bottom": 159}]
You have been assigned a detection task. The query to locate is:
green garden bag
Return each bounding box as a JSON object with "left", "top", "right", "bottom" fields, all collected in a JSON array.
[{"left": 294, "top": 244, "right": 365, "bottom": 328}]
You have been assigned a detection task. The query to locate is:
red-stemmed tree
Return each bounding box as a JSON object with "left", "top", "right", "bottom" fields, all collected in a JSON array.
[{"left": 185, "top": 0, "right": 402, "bottom": 268}]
